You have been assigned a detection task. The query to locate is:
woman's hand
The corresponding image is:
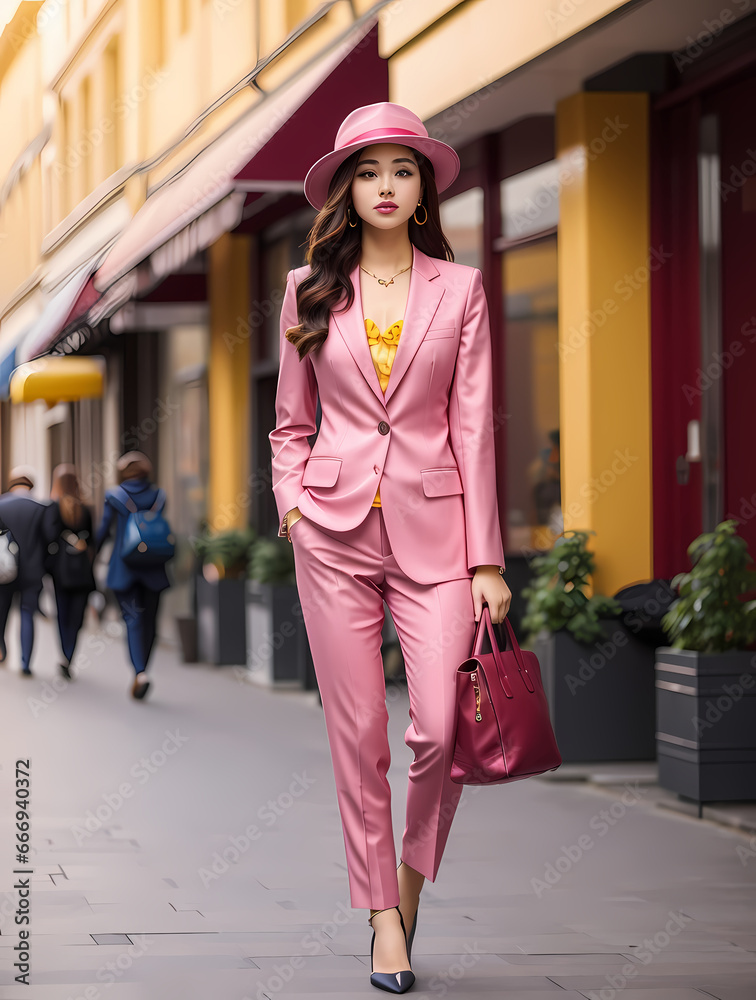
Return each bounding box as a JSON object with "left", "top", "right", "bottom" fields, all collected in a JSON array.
[{"left": 471, "top": 566, "right": 512, "bottom": 623}]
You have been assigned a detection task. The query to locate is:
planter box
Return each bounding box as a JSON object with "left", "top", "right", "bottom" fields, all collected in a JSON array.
[
  {"left": 196, "top": 575, "right": 247, "bottom": 665},
  {"left": 175, "top": 615, "right": 197, "bottom": 663},
  {"left": 533, "top": 618, "right": 657, "bottom": 762},
  {"left": 655, "top": 647, "right": 756, "bottom": 802},
  {"left": 246, "top": 579, "right": 314, "bottom": 687}
]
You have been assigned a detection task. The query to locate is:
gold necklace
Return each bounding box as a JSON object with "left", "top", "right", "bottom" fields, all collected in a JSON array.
[{"left": 359, "top": 263, "right": 411, "bottom": 288}]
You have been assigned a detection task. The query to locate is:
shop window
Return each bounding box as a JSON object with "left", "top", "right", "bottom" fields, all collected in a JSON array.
[
  {"left": 439, "top": 187, "right": 483, "bottom": 269},
  {"left": 501, "top": 161, "right": 560, "bottom": 241},
  {"left": 502, "top": 236, "right": 561, "bottom": 553}
]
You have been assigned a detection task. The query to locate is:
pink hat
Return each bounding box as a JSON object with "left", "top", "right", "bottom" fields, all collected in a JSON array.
[{"left": 304, "top": 102, "right": 461, "bottom": 211}]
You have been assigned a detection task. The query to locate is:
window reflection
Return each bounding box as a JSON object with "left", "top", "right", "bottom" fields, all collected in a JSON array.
[
  {"left": 440, "top": 187, "right": 483, "bottom": 268},
  {"left": 502, "top": 238, "right": 562, "bottom": 553},
  {"left": 501, "top": 161, "right": 560, "bottom": 240}
]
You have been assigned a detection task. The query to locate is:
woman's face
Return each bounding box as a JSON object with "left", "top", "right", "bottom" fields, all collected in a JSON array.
[{"left": 350, "top": 143, "right": 423, "bottom": 232}]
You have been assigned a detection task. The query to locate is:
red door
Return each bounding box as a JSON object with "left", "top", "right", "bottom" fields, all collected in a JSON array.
[{"left": 707, "top": 73, "right": 756, "bottom": 558}]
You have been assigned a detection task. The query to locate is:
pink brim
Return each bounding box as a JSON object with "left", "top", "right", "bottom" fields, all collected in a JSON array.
[{"left": 304, "top": 134, "right": 460, "bottom": 210}]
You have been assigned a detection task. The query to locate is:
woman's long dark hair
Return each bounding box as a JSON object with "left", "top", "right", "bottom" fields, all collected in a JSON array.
[{"left": 286, "top": 147, "right": 455, "bottom": 360}]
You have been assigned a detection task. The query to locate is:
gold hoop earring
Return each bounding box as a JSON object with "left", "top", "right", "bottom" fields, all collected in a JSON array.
[
  {"left": 413, "top": 202, "right": 428, "bottom": 226},
  {"left": 347, "top": 205, "right": 358, "bottom": 228}
]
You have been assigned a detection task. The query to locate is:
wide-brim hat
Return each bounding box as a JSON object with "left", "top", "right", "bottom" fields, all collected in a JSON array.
[{"left": 304, "top": 102, "right": 460, "bottom": 212}]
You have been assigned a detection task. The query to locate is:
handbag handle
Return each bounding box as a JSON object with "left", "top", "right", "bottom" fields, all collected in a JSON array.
[{"left": 473, "top": 604, "right": 535, "bottom": 693}]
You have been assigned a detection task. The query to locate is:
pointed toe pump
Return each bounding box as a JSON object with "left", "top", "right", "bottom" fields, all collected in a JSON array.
[{"left": 368, "top": 905, "right": 415, "bottom": 994}]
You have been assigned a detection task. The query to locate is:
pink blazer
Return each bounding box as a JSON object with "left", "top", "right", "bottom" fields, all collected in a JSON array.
[{"left": 269, "top": 244, "right": 505, "bottom": 585}]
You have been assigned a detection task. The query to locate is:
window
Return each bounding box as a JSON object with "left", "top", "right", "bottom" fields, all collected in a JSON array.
[
  {"left": 103, "top": 38, "right": 121, "bottom": 177},
  {"left": 501, "top": 161, "right": 560, "bottom": 241},
  {"left": 500, "top": 161, "right": 561, "bottom": 553},
  {"left": 439, "top": 187, "right": 483, "bottom": 269},
  {"left": 154, "top": 0, "right": 166, "bottom": 67},
  {"left": 60, "top": 98, "right": 71, "bottom": 216},
  {"left": 81, "top": 75, "right": 93, "bottom": 196},
  {"left": 286, "top": 0, "right": 310, "bottom": 32}
]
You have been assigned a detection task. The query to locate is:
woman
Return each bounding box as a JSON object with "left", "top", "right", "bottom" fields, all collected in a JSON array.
[
  {"left": 269, "top": 102, "right": 512, "bottom": 993},
  {"left": 94, "top": 452, "right": 170, "bottom": 700},
  {"left": 48, "top": 464, "right": 96, "bottom": 680}
]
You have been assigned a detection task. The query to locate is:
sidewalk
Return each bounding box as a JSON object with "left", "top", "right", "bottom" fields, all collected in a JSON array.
[{"left": 0, "top": 611, "right": 755, "bottom": 999}]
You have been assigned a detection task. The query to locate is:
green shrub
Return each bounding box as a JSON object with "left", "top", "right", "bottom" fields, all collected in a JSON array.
[
  {"left": 661, "top": 519, "right": 756, "bottom": 652},
  {"left": 521, "top": 529, "right": 622, "bottom": 644}
]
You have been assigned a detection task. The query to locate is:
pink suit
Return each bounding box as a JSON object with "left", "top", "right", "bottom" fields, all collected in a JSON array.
[{"left": 269, "top": 244, "right": 505, "bottom": 908}]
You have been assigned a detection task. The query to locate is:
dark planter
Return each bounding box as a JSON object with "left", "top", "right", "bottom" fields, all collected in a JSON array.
[
  {"left": 655, "top": 646, "right": 756, "bottom": 803},
  {"left": 175, "top": 615, "right": 197, "bottom": 663},
  {"left": 196, "top": 574, "right": 247, "bottom": 665},
  {"left": 246, "top": 579, "right": 314, "bottom": 687},
  {"left": 533, "top": 617, "right": 657, "bottom": 762}
]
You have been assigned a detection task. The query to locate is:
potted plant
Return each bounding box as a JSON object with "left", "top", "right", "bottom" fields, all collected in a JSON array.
[
  {"left": 656, "top": 518, "right": 756, "bottom": 805},
  {"left": 195, "top": 526, "right": 257, "bottom": 665},
  {"left": 246, "top": 534, "right": 317, "bottom": 690},
  {"left": 522, "top": 530, "right": 656, "bottom": 762},
  {"left": 173, "top": 536, "right": 201, "bottom": 663}
]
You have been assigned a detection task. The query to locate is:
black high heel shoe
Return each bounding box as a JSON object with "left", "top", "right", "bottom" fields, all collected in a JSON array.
[
  {"left": 368, "top": 905, "right": 415, "bottom": 994},
  {"left": 397, "top": 861, "right": 419, "bottom": 965}
]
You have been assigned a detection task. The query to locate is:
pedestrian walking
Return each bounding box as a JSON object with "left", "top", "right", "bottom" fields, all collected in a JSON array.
[
  {"left": 47, "top": 464, "right": 96, "bottom": 680},
  {"left": 269, "top": 102, "right": 512, "bottom": 993},
  {"left": 0, "top": 467, "right": 59, "bottom": 676},
  {"left": 94, "top": 452, "right": 171, "bottom": 700}
]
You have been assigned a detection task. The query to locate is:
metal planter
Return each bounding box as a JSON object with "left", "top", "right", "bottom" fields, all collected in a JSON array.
[
  {"left": 196, "top": 575, "right": 247, "bottom": 665},
  {"left": 534, "top": 618, "right": 657, "bottom": 762},
  {"left": 246, "top": 579, "right": 316, "bottom": 688},
  {"left": 655, "top": 647, "right": 756, "bottom": 802}
]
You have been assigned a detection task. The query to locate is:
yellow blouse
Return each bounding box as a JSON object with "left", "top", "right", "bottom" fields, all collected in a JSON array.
[{"left": 365, "top": 317, "right": 403, "bottom": 507}]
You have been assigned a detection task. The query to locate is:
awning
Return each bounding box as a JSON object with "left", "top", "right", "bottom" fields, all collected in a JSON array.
[
  {"left": 10, "top": 356, "right": 106, "bottom": 405},
  {"left": 15, "top": 257, "right": 104, "bottom": 365},
  {"left": 94, "top": 17, "right": 385, "bottom": 292}
]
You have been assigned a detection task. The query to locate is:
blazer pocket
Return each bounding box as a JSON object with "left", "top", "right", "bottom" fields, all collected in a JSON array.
[
  {"left": 302, "top": 456, "right": 342, "bottom": 487},
  {"left": 421, "top": 467, "right": 463, "bottom": 497},
  {"left": 423, "top": 325, "right": 456, "bottom": 341}
]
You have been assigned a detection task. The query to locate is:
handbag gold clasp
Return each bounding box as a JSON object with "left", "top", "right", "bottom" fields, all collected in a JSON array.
[{"left": 471, "top": 671, "right": 482, "bottom": 722}]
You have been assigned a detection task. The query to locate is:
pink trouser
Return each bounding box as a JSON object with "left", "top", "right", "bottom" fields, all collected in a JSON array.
[{"left": 289, "top": 504, "right": 476, "bottom": 910}]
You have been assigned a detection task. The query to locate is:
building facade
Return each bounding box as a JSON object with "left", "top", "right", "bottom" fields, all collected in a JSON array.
[{"left": 0, "top": 0, "right": 753, "bottom": 631}]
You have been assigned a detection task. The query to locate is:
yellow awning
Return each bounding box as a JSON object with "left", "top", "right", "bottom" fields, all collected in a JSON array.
[{"left": 10, "top": 356, "right": 106, "bottom": 405}]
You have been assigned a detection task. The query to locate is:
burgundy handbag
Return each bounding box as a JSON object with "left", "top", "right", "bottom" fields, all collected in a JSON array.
[{"left": 451, "top": 603, "right": 562, "bottom": 785}]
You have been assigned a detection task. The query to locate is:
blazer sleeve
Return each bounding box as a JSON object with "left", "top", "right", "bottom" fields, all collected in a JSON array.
[
  {"left": 269, "top": 269, "right": 319, "bottom": 538},
  {"left": 448, "top": 268, "right": 506, "bottom": 573}
]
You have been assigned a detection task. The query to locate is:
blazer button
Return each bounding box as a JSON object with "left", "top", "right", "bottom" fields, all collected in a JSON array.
[{"left": 378, "top": 421, "right": 390, "bottom": 435}]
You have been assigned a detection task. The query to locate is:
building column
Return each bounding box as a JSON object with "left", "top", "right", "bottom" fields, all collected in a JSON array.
[
  {"left": 207, "top": 232, "right": 251, "bottom": 532},
  {"left": 556, "top": 92, "right": 652, "bottom": 596}
]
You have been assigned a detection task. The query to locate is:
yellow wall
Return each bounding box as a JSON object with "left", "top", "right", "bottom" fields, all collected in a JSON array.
[
  {"left": 556, "top": 91, "right": 652, "bottom": 595},
  {"left": 207, "top": 231, "right": 251, "bottom": 532},
  {"left": 0, "top": 3, "right": 45, "bottom": 309}
]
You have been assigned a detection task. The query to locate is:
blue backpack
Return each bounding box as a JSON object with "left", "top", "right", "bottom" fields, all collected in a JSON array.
[{"left": 111, "top": 487, "right": 175, "bottom": 568}]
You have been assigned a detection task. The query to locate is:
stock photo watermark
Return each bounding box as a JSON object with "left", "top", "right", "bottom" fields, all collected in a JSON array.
[{"left": 531, "top": 782, "right": 647, "bottom": 897}]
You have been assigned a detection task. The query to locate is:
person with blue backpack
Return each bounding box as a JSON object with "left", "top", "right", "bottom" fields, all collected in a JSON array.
[{"left": 94, "top": 451, "right": 174, "bottom": 699}]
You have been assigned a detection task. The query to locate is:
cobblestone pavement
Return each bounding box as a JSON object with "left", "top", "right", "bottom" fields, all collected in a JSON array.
[{"left": 0, "top": 608, "right": 755, "bottom": 999}]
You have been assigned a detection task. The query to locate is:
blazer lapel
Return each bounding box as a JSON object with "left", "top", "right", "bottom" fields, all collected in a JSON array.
[
  {"left": 332, "top": 244, "right": 445, "bottom": 407},
  {"left": 383, "top": 246, "right": 443, "bottom": 405},
  {"left": 332, "top": 259, "right": 385, "bottom": 403}
]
